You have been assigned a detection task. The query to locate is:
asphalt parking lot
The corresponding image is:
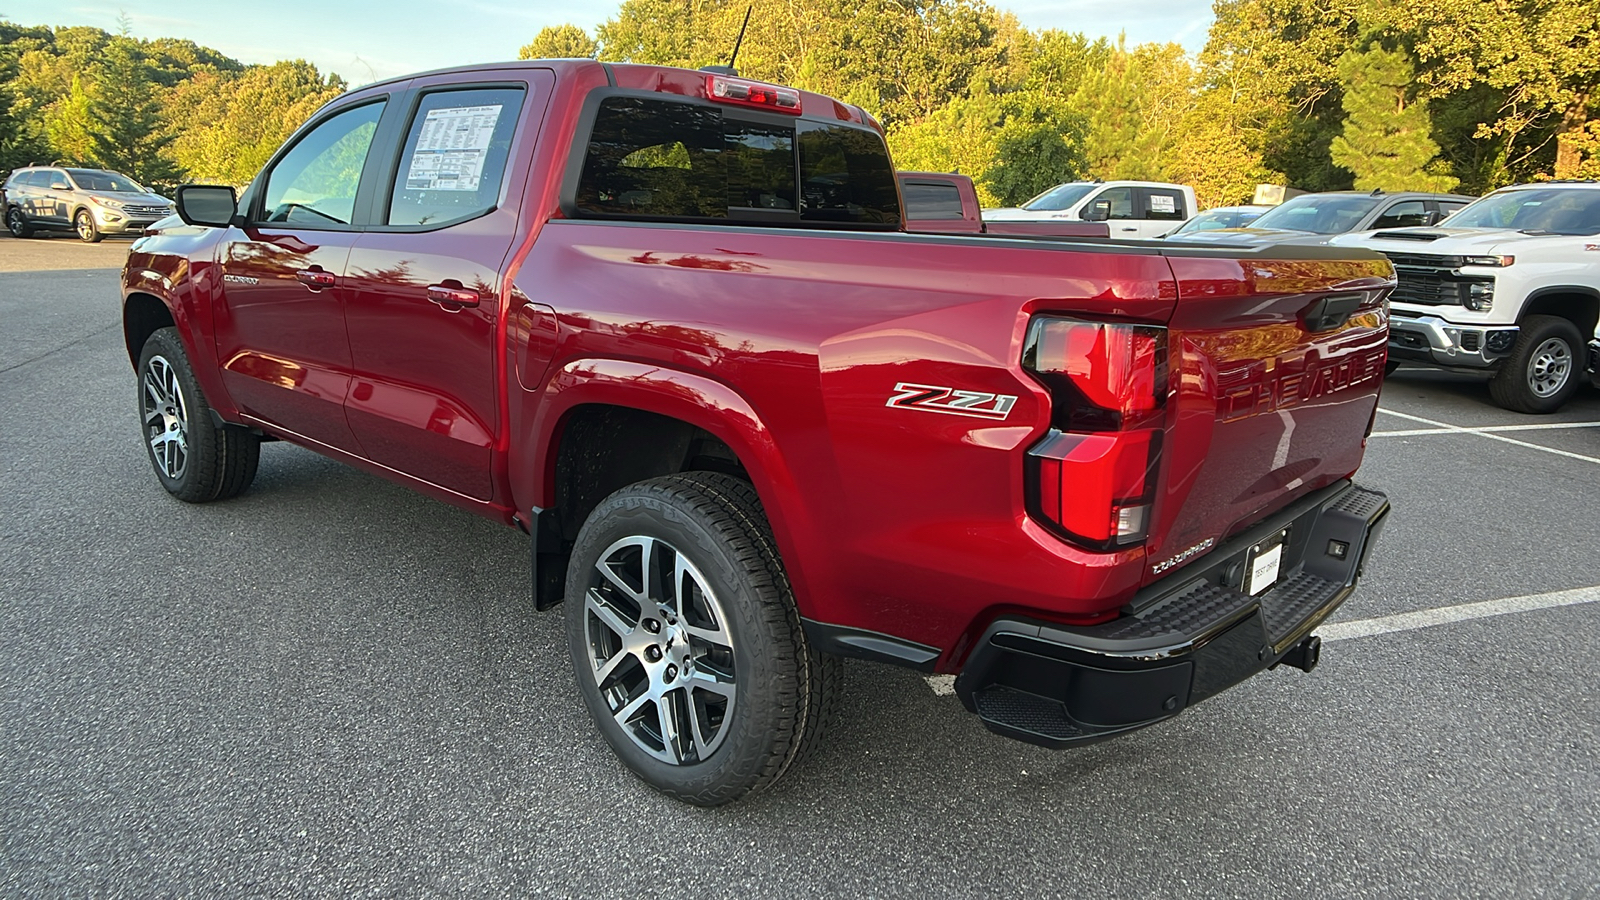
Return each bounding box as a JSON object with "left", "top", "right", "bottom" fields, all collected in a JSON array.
[{"left": 3, "top": 236, "right": 1597, "bottom": 897}]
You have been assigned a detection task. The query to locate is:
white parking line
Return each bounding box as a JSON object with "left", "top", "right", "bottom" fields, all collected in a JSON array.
[
  {"left": 1371, "top": 420, "right": 1600, "bottom": 438},
  {"left": 1321, "top": 584, "right": 1600, "bottom": 642},
  {"left": 1375, "top": 408, "right": 1600, "bottom": 465}
]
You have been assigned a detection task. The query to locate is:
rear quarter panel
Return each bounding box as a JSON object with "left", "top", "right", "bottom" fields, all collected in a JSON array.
[{"left": 512, "top": 223, "right": 1179, "bottom": 655}]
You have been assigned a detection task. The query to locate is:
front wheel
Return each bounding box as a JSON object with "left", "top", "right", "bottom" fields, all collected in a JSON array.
[
  {"left": 1488, "top": 315, "right": 1584, "bottom": 414},
  {"left": 75, "top": 209, "right": 103, "bottom": 243},
  {"left": 565, "top": 472, "right": 841, "bottom": 806},
  {"left": 137, "top": 327, "right": 259, "bottom": 501},
  {"left": 6, "top": 206, "right": 32, "bottom": 238}
]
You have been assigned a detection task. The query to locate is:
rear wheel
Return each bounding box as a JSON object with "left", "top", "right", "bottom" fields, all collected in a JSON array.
[
  {"left": 75, "top": 209, "right": 103, "bottom": 243},
  {"left": 137, "top": 327, "right": 259, "bottom": 501},
  {"left": 6, "top": 206, "right": 32, "bottom": 238},
  {"left": 1489, "top": 315, "right": 1584, "bottom": 414},
  {"left": 565, "top": 472, "right": 840, "bottom": 806}
]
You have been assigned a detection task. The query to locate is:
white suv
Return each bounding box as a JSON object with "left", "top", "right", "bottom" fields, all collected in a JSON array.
[
  {"left": 1332, "top": 182, "right": 1600, "bottom": 413},
  {"left": 983, "top": 180, "right": 1196, "bottom": 239}
]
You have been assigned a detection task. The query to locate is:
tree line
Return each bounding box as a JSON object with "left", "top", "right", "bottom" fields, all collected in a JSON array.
[{"left": 4, "top": 0, "right": 1597, "bottom": 208}]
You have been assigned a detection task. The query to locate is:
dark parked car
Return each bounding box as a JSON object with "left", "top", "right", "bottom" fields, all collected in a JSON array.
[
  {"left": 3, "top": 165, "right": 175, "bottom": 242},
  {"left": 1161, "top": 204, "right": 1271, "bottom": 237}
]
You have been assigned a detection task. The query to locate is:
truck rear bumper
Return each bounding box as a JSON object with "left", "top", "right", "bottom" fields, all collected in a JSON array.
[
  {"left": 954, "top": 480, "right": 1388, "bottom": 748},
  {"left": 1389, "top": 313, "right": 1516, "bottom": 369}
]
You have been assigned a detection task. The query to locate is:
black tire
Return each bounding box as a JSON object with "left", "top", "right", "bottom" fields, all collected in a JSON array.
[
  {"left": 5, "top": 206, "right": 32, "bottom": 238},
  {"left": 1488, "top": 315, "right": 1584, "bottom": 414},
  {"left": 137, "top": 327, "right": 259, "bottom": 502},
  {"left": 75, "top": 209, "right": 103, "bottom": 242},
  {"left": 565, "top": 471, "right": 841, "bottom": 806}
]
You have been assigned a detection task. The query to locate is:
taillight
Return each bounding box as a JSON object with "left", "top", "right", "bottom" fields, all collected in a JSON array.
[
  {"left": 707, "top": 75, "right": 802, "bottom": 114},
  {"left": 1023, "top": 317, "right": 1168, "bottom": 549}
]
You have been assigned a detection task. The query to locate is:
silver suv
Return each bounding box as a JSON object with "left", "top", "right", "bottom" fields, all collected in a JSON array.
[{"left": 2, "top": 166, "right": 176, "bottom": 242}]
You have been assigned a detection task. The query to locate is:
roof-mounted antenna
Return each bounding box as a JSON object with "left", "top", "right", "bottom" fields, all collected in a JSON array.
[{"left": 700, "top": 6, "right": 752, "bottom": 77}]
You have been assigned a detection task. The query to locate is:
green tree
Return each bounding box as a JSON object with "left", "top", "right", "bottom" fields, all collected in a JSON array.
[
  {"left": 165, "top": 60, "right": 345, "bottom": 184},
  {"left": 1328, "top": 43, "right": 1458, "bottom": 192},
  {"left": 983, "top": 94, "right": 1087, "bottom": 205},
  {"left": 519, "top": 24, "right": 600, "bottom": 60},
  {"left": 86, "top": 38, "right": 179, "bottom": 184},
  {"left": 43, "top": 75, "right": 96, "bottom": 163}
]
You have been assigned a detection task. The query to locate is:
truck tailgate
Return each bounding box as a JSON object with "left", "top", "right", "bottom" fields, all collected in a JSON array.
[{"left": 1143, "top": 253, "right": 1393, "bottom": 585}]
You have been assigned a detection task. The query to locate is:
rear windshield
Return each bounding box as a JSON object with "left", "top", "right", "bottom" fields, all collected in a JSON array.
[
  {"left": 574, "top": 95, "right": 899, "bottom": 228},
  {"left": 1021, "top": 183, "right": 1095, "bottom": 212},
  {"left": 1446, "top": 188, "right": 1600, "bottom": 235},
  {"left": 1250, "top": 195, "right": 1379, "bottom": 234},
  {"left": 66, "top": 169, "right": 145, "bottom": 192},
  {"left": 902, "top": 181, "right": 965, "bottom": 220}
]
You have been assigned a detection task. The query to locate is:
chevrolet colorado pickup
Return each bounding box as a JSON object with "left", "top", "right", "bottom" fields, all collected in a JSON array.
[
  {"left": 122, "top": 60, "right": 1393, "bottom": 805},
  {"left": 1333, "top": 182, "right": 1600, "bottom": 413}
]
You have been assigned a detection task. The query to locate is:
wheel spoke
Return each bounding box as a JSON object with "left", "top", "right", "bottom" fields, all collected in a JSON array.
[
  {"left": 657, "top": 690, "right": 686, "bottom": 764},
  {"left": 640, "top": 536, "right": 663, "bottom": 606},
  {"left": 597, "top": 547, "right": 647, "bottom": 603},
  {"left": 612, "top": 691, "right": 650, "bottom": 726},
  {"left": 593, "top": 645, "right": 631, "bottom": 685},
  {"left": 685, "top": 622, "right": 729, "bottom": 648},
  {"left": 585, "top": 588, "right": 635, "bottom": 639},
  {"left": 686, "top": 669, "right": 736, "bottom": 702},
  {"left": 144, "top": 378, "right": 167, "bottom": 410}
]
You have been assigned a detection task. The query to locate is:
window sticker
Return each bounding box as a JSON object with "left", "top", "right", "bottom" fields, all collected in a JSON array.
[
  {"left": 1150, "top": 194, "right": 1176, "bottom": 214},
  {"left": 404, "top": 104, "right": 503, "bottom": 192}
]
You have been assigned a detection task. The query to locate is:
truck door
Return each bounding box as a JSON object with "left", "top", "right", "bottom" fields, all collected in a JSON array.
[
  {"left": 212, "top": 97, "right": 390, "bottom": 451},
  {"left": 1085, "top": 186, "right": 1141, "bottom": 237},
  {"left": 341, "top": 74, "right": 553, "bottom": 501}
]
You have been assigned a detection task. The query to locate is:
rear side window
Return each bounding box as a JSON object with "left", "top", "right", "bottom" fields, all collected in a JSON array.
[
  {"left": 1142, "top": 188, "right": 1187, "bottom": 221},
  {"left": 387, "top": 86, "right": 525, "bottom": 227},
  {"left": 574, "top": 95, "right": 898, "bottom": 228},
  {"left": 902, "top": 182, "right": 965, "bottom": 220},
  {"left": 797, "top": 122, "right": 898, "bottom": 225}
]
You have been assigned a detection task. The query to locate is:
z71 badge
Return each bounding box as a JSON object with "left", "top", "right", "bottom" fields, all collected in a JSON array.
[{"left": 887, "top": 382, "right": 1017, "bottom": 420}]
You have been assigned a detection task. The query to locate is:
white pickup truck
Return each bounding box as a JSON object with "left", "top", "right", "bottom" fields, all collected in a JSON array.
[
  {"left": 983, "top": 180, "right": 1196, "bottom": 239},
  {"left": 1333, "top": 182, "right": 1600, "bottom": 413}
]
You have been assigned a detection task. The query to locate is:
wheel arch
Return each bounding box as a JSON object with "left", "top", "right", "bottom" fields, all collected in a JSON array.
[
  {"left": 524, "top": 359, "right": 819, "bottom": 612},
  {"left": 123, "top": 291, "right": 177, "bottom": 369},
  {"left": 1522, "top": 287, "right": 1600, "bottom": 339}
]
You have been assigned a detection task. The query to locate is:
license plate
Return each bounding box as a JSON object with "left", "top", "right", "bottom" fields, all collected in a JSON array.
[{"left": 1244, "top": 529, "right": 1288, "bottom": 596}]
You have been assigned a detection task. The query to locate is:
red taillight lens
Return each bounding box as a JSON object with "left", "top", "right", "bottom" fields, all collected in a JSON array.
[
  {"left": 1024, "top": 318, "right": 1166, "bottom": 430},
  {"left": 707, "top": 75, "right": 802, "bottom": 114},
  {"left": 1024, "top": 317, "right": 1168, "bottom": 549}
]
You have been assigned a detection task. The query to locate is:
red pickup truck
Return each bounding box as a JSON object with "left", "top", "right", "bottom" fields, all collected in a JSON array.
[
  {"left": 899, "top": 171, "right": 1110, "bottom": 237},
  {"left": 122, "top": 60, "right": 1393, "bottom": 806}
]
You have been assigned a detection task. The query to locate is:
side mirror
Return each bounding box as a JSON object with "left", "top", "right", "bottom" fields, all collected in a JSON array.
[
  {"left": 175, "top": 184, "right": 238, "bottom": 228},
  {"left": 49, "top": 182, "right": 70, "bottom": 191},
  {"left": 1422, "top": 211, "right": 1442, "bottom": 226},
  {"left": 1081, "top": 202, "right": 1110, "bottom": 222}
]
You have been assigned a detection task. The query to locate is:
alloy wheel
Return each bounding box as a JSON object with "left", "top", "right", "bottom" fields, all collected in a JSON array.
[
  {"left": 582, "top": 534, "right": 738, "bottom": 765},
  {"left": 6, "top": 208, "right": 23, "bottom": 236},
  {"left": 141, "top": 355, "right": 189, "bottom": 481},
  {"left": 76, "top": 211, "right": 94, "bottom": 241}
]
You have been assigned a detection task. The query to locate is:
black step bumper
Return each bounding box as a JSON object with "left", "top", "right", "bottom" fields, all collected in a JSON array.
[{"left": 955, "top": 480, "right": 1388, "bottom": 748}]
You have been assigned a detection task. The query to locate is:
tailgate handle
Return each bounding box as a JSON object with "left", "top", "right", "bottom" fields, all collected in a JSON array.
[{"left": 1303, "top": 293, "right": 1363, "bottom": 332}]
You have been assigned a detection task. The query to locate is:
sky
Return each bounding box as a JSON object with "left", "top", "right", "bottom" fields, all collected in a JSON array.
[{"left": 7, "top": 0, "right": 1217, "bottom": 86}]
